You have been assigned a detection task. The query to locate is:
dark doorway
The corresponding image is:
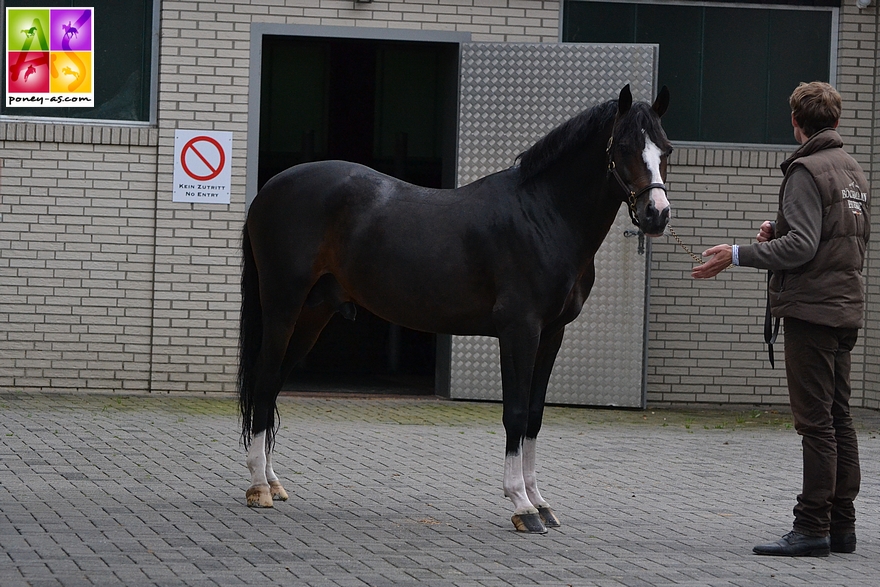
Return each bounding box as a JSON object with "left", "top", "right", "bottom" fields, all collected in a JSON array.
[{"left": 258, "top": 35, "right": 460, "bottom": 394}]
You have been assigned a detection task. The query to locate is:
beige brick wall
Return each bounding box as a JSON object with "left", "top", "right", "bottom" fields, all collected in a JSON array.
[
  {"left": 0, "top": 125, "right": 159, "bottom": 392},
  {"left": 149, "top": 0, "right": 558, "bottom": 393},
  {"left": 856, "top": 2, "right": 880, "bottom": 410},
  {"left": 648, "top": 148, "right": 788, "bottom": 405},
  {"left": 1, "top": 0, "right": 878, "bottom": 407},
  {"left": 239, "top": 0, "right": 560, "bottom": 41}
]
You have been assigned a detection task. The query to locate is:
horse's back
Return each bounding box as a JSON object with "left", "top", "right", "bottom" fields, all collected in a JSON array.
[
  {"left": 251, "top": 160, "right": 378, "bottom": 215},
  {"left": 245, "top": 159, "right": 587, "bottom": 335},
  {"left": 248, "top": 161, "right": 387, "bottom": 255}
]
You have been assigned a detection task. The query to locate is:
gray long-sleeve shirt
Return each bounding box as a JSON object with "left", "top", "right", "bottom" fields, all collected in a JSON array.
[{"left": 737, "top": 166, "right": 822, "bottom": 270}]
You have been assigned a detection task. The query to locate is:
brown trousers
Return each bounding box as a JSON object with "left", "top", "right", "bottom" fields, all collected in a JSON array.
[{"left": 784, "top": 317, "right": 861, "bottom": 537}]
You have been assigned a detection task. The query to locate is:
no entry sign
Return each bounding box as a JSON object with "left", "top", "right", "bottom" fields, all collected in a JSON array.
[{"left": 173, "top": 129, "right": 232, "bottom": 204}]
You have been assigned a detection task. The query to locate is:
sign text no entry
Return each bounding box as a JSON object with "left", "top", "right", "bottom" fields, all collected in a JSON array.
[{"left": 172, "top": 129, "right": 233, "bottom": 204}]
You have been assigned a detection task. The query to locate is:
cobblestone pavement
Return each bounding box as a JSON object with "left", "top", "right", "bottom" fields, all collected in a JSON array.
[{"left": 2, "top": 392, "right": 880, "bottom": 587}]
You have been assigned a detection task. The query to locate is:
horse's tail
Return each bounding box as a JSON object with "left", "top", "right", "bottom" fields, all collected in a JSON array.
[{"left": 238, "top": 223, "right": 262, "bottom": 449}]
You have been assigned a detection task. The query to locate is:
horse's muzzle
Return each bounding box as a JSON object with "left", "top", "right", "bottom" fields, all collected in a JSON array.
[{"left": 642, "top": 200, "right": 670, "bottom": 237}]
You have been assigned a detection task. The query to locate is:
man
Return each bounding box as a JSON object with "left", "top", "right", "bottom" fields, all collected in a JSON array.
[{"left": 692, "top": 82, "right": 869, "bottom": 557}]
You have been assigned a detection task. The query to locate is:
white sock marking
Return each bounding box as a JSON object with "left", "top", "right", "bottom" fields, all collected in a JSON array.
[
  {"left": 522, "top": 438, "right": 548, "bottom": 508},
  {"left": 265, "top": 451, "right": 279, "bottom": 484},
  {"left": 246, "top": 431, "right": 269, "bottom": 489},
  {"left": 503, "top": 443, "right": 538, "bottom": 515}
]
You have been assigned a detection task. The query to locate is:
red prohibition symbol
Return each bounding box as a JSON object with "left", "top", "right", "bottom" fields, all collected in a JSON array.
[{"left": 180, "top": 136, "right": 226, "bottom": 181}]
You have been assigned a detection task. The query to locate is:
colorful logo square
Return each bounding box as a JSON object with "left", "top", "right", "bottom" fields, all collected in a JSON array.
[
  {"left": 50, "top": 52, "right": 91, "bottom": 94},
  {"left": 50, "top": 9, "right": 93, "bottom": 52},
  {"left": 7, "top": 9, "right": 50, "bottom": 52},
  {"left": 7, "top": 51, "right": 49, "bottom": 92},
  {"left": 5, "top": 7, "right": 94, "bottom": 108}
]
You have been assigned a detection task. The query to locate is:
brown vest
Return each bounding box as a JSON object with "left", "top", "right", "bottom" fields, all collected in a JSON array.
[{"left": 770, "top": 130, "right": 869, "bottom": 329}]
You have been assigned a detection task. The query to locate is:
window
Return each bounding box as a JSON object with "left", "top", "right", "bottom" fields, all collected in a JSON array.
[
  {"left": 3, "top": 0, "right": 155, "bottom": 123},
  {"left": 563, "top": 0, "right": 835, "bottom": 144}
]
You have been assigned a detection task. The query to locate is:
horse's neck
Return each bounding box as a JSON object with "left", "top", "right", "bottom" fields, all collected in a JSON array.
[{"left": 544, "top": 148, "right": 621, "bottom": 246}]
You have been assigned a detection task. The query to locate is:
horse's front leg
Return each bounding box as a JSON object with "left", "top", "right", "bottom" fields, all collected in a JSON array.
[
  {"left": 498, "top": 320, "right": 547, "bottom": 533},
  {"left": 522, "top": 326, "right": 565, "bottom": 528}
]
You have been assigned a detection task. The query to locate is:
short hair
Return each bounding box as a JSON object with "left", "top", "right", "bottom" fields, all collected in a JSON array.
[{"left": 789, "top": 82, "right": 841, "bottom": 138}]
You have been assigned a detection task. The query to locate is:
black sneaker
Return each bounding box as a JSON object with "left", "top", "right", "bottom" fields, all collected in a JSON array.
[{"left": 753, "top": 531, "right": 830, "bottom": 557}]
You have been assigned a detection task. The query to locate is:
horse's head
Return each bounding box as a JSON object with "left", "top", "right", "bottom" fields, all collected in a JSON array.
[{"left": 607, "top": 85, "right": 672, "bottom": 237}]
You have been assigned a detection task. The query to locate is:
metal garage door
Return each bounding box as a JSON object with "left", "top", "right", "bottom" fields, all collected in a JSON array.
[{"left": 448, "top": 43, "right": 658, "bottom": 407}]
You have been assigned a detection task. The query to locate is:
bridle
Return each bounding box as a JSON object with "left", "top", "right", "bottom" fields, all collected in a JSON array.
[
  {"left": 604, "top": 118, "right": 733, "bottom": 282},
  {"left": 605, "top": 131, "right": 668, "bottom": 229}
]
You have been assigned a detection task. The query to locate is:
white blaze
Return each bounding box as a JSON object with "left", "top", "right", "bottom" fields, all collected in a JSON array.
[{"left": 642, "top": 136, "right": 670, "bottom": 214}]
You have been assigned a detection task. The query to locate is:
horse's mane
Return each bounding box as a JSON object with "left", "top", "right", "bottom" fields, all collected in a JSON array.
[
  {"left": 516, "top": 100, "right": 618, "bottom": 183},
  {"left": 516, "top": 99, "right": 667, "bottom": 184}
]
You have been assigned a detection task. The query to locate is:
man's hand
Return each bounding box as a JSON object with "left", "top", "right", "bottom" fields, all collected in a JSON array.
[
  {"left": 691, "top": 244, "right": 733, "bottom": 279},
  {"left": 757, "top": 220, "right": 774, "bottom": 243}
]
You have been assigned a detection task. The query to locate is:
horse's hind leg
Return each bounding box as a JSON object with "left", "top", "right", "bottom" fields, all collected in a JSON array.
[
  {"left": 264, "top": 454, "right": 287, "bottom": 501},
  {"left": 251, "top": 303, "right": 336, "bottom": 506},
  {"left": 246, "top": 432, "right": 275, "bottom": 507},
  {"left": 246, "top": 312, "right": 296, "bottom": 508}
]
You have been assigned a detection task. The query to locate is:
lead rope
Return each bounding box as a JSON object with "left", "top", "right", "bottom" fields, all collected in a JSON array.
[
  {"left": 666, "top": 224, "right": 734, "bottom": 271},
  {"left": 666, "top": 224, "right": 703, "bottom": 265},
  {"left": 764, "top": 270, "right": 781, "bottom": 367}
]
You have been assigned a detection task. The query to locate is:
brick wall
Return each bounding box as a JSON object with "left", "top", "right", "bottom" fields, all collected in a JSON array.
[
  {"left": 1, "top": 0, "right": 878, "bottom": 406},
  {"left": 0, "top": 125, "right": 159, "bottom": 392},
  {"left": 239, "top": 0, "right": 560, "bottom": 41},
  {"left": 857, "top": 1, "right": 880, "bottom": 410},
  {"left": 149, "top": 0, "right": 558, "bottom": 393}
]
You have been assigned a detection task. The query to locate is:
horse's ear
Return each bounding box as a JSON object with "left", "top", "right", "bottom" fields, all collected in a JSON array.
[
  {"left": 652, "top": 86, "right": 670, "bottom": 118},
  {"left": 618, "top": 84, "right": 632, "bottom": 116}
]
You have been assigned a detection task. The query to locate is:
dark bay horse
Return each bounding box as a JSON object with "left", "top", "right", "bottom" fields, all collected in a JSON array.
[{"left": 239, "top": 85, "right": 672, "bottom": 533}]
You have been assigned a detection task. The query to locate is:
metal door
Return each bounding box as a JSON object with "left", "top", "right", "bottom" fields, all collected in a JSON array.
[{"left": 448, "top": 43, "right": 658, "bottom": 407}]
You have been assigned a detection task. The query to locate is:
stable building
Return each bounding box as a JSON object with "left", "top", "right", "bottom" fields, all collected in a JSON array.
[{"left": 1, "top": 0, "right": 878, "bottom": 410}]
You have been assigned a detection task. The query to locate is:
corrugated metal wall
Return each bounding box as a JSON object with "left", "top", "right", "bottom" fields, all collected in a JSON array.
[{"left": 449, "top": 42, "right": 656, "bottom": 406}]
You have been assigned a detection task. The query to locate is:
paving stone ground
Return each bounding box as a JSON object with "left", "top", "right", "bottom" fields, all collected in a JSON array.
[{"left": 1, "top": 391, "right": 880, "bottom": 587}]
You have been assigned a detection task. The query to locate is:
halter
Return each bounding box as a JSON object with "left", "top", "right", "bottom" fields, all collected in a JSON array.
[{"left": 605, "top": 132, "right": 668, "bottom": 229}]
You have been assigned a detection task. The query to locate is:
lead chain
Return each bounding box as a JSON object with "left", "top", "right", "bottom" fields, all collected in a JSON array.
[{"left": 667, "top": 224, "right": 734, "bottom": 271}]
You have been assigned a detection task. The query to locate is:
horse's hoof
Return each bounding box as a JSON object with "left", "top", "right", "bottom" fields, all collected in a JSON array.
[
  {"left": 511, "top": 512, "right": 547, "bottom": 534},
  {"left": 246, "top": 485, "right": 273, "bottom": 508},
  {"left": 269, "top": 480, "right": 289, "bottom": 501},
  {"left": 537, "top": 505, "right": 561, "bottom": 528}
]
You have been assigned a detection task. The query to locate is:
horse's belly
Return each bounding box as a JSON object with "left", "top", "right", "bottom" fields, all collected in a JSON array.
[
  {"left": 353, "top": 287, "right": 497, "bottom": 337},
  {"left": 329, "top": 259, "right": 486, "bottom": 332}
]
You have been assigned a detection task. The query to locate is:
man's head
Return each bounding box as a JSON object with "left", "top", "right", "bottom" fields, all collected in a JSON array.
[{"left": 789, "top": 82, "right": 841, "bottom": 139}]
